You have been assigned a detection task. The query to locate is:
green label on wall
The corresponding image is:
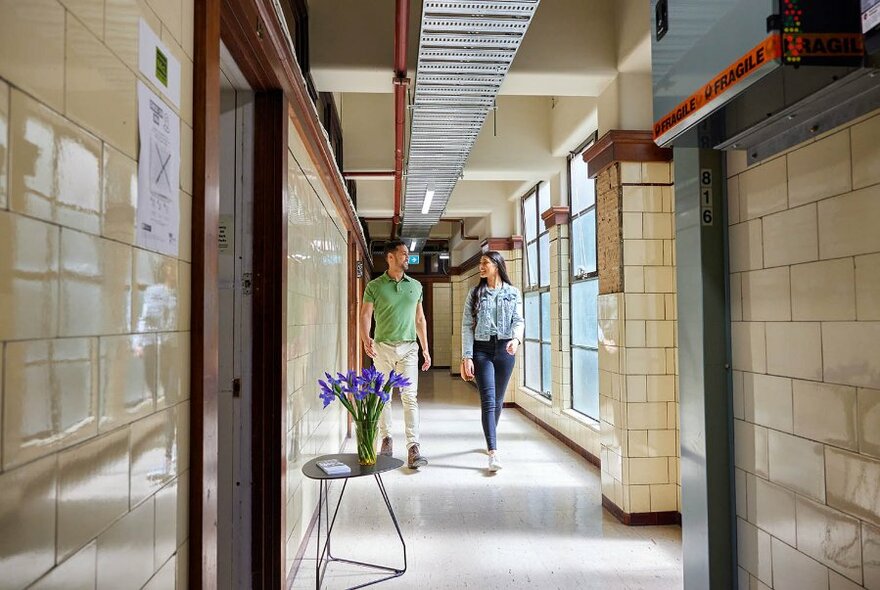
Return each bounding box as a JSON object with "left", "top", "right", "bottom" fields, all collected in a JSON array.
[{"left": 155, "top": 47, "right": 168, "bottom": 87}]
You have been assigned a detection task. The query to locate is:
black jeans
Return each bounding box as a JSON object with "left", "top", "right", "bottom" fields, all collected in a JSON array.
[{"left": 473, "top": 337, "right": 516, "bottom": 451}]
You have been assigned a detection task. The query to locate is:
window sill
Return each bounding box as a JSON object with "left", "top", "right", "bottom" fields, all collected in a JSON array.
[
  {"left": 519, "top": 387, "right": 552, "bottom": 407},
  {"left": 562, "top": 408, "right": 600, "bottom": 431}
]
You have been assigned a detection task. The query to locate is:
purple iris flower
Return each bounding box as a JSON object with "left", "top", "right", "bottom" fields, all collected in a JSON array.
[
  {"left": 386, "top": 370, "right": 412, "bottom": 390},
  {"left": 318, "top": 379, "right": 336, "bottom": 408}
]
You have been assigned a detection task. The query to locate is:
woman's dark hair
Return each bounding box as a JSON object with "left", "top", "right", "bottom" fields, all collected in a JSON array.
[{"left": 470, "top": 251, "right": 513, "bottom": 322}]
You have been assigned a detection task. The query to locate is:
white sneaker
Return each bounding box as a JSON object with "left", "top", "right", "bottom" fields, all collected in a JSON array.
[{"left": 488, "top": 452, "right": 503, "bottom": 472}]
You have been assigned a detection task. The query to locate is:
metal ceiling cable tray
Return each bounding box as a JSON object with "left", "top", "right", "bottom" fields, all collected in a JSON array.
[{"left": 400, "top": 0, "right": 540, "bottom": 250}]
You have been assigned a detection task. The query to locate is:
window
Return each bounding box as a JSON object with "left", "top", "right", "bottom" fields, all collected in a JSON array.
[
  {"left": 569, "top": 137, "right": 599, "bottom": 419},
  {"left": 522, "top": 182, "right": 552, "bottom": 398}
]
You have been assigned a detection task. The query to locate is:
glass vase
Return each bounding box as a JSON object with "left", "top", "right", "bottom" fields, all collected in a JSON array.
[{"left": 355, "top": 418, "right": 379, "bottom": 466}]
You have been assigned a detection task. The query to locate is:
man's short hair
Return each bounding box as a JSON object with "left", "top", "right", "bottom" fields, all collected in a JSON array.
[{"left": 383, "top": 240, "right": 406, "bottom": 258}]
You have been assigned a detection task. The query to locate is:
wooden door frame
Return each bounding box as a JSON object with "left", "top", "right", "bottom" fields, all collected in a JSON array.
[{"left": 192, "top": 0, "right": 371, "bottom": 587}]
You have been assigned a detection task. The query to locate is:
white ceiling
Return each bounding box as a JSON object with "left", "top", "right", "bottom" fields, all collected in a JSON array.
[{"left": 309, "top": 0, "right": 654, "bottom": 243}]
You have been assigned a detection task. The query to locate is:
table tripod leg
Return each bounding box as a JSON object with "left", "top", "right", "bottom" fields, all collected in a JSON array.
[{"left": 375, "top": 474, "right": 407, "bottom": 575}]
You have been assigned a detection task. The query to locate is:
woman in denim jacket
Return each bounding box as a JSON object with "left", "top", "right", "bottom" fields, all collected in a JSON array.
[{"left": 460, "top": 251, "right": 525, "bottom": 472}]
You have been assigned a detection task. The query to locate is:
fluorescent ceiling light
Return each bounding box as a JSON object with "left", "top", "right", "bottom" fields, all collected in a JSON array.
[
  {"left": 439, "top": 252, "right": 450, "bottom": 260},
  {"left": 421, "top": 187, "right": 435, "bottom": 214},
  {"left": 410, "top": 240, "right": 417, "bottom": 251}
]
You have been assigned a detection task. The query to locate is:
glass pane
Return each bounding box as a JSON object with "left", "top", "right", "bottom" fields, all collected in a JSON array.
[
  {"left": 526, "top": 242, "right": 538, "bottom": 287},
  {"left": 539, "top": 233, "right": 550, "bottom": 287},
  {"left": 571, "top": 209, "right": 596, "bottom": 278},
  {"left": 525, "top": 341, "right": 541, "bottom": 392},
  {"left": 570, "top": 154, "right": 595, "bottom": 215},
  {"left": 524, "top": 193, "right": 537, "bottom": 241},
  {"left": 541, "top": 343, "right": 552, "bottom": 396},
  {"left": 524, "top": 292, "right": 540, "bottom": 339},
  {"left": 571, "top": 279, "right": 599, "bottom": 348},
  {"left": 538, "top": 182, "right": 551, "bottom": 220},
  {"left": 540, "top": 291, "right": 551, "bottom": 341},
  {"left": 572, "top": 347, "right": 599, "bottom": 419}
]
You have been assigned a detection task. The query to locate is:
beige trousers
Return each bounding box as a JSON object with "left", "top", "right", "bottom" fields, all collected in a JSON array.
[{"left": 373, "top": 341, "right": 420, "bottom": 448}]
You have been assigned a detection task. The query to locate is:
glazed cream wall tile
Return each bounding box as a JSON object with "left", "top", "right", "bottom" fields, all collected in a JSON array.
[
  {"left": 791, "top": 259, "right": 856, "bottom": 321},
  {"left": 0, "top": 79, "right": 7, "bottom": 209},
  {"left": 99, "top": 334, "right": 157, "bottom": 431},
  {"left": 859, "top": 388, "right": 880, "bottom": 459},
  {"left": 3, "top": 338, "right": 98, "bottom": 468},
  {"left": 104, "top": 0, "right": 162, "bottom": 70},
  {"left": 130, "top": 409, "right": 177, "bottom": 505},
  {"left": 0, "top": 0, "right": 65, "bottom": 111},
  {"left": 158, "top": 332, "right": 188, "bottom": 408},
  {"left": 60, "top": 230, "right": 133, "bottom": 336},
  {"left": 792, "top": 380, "right": 858, "bottom": 451},
  {"left": 735, "top": 419, "right": 769, "bottom": 478},
  {"left": 57, "top": 429, "right": 130, "bottom": 559},
  {"left": 851, "top": 112, "right": 880, "bottom": 190},
  {"left": 787, "top": 131, "right": 851, "bottom": 207},
  {"left": 731, "top": 322, "right": 766, "bottom": 374},
  {"left": 740, "top": 156, "right": 788, "bottom": 221},
  {"left": 742, "top": 267, "right": 791, "bottom": 321},
  {"left": 30, "top": 541, "right": 96, "bottom": 590},
  {"left": 768, "top": 430, "right": 825, "bottom": 502},
  {"left": 825, "top": 447, "right": 880, "bottom": 526},
  {"left": 154, "top": 478, "right": 178, "bottom": 567},
  {"left": 9, "top": 89, "right": 102, "bottom": 234},
  {"left": 771, "top": 537, "right": 830, "bottom": 590},
  {"left": 66, "top": 16, "right": 137, "bottom": 157},
  {"left": 747, "top": 474, "right": 796, "bottom": 546},
  {"left": 823, "top": 322, "right": 880, "bottom": 389},
  {"left": 132, "top": 249, "right": 179, "bottom": 333},
  {"left": 743, "top": 373, "right": 793, "bottom": 433},
  {"left": 855, "top": 253, "right": 880, "bottom": 320},
  {"left": 143, "top": 555, "right": 176, "bottom": 590},
  {"left": 60, "top": 0, "right": 105, "bottom": 39},
  {"left": 762, "top": 204, "right": 819, "bottom": 268},
  {"left": 818, "top": 185, "right": 880, "bottom": 260},
  {"left": 729, "top": 220, "right": 764, "bottom": 272},
  {"left": 796, "top": 496, "right": 863, "bottom": 583},
  {"left": 101, "top": 144, "right": 138, "bottom": 244},
  {"left": 0, "top": 211, "right": 60, "bottom": 340},
  {"left": 766, "top": 322, "right": 823, "bottom": 381},
  {"left": 864, "top": 522, "right": 880, "bottom": 589},
  {"left": 738, "top": 518, "right": 773, "bottom": 585},
  {"left": 95, "top": 497, "right": 155, "bottom": 590},
  {"left": 0, "top": 455, "right": 57, "bottom": 589},
  {"left": 147, "top": 0, "right": 183, "bottom": 45}
]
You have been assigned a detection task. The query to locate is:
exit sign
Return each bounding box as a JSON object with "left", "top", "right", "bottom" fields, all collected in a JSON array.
[{"left": 408, "top": 254, "right": 420, "bottom": 265}]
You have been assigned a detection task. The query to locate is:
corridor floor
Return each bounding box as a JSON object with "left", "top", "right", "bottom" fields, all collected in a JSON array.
[{"left": 291, "top": 370, "right": 683, "bottom": 589}]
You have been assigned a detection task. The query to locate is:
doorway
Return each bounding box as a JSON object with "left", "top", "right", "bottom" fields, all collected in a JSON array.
[{"left": 218, "top": 43, "right": 255, "bottom": 590}]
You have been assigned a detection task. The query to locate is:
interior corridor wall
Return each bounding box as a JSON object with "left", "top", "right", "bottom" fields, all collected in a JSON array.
[
  {"left": 0, "top": 1, "right": 193, "bottom": 588},
  {"left": 284, "top": 119, "right": 349, "bottom": 577},
  {"left": 432, "top": 283, "right": 452, "bottom": 367},
  {"left": 728, "top": 110, "right": 880, "bottom": 589}
]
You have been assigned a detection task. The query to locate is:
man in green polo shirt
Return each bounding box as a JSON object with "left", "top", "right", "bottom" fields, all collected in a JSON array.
[{"left": 360, "top": 240, "right": 431, "bottom": 469}]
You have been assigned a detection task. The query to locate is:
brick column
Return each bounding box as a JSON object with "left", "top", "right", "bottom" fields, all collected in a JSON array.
[{"left": 584, "top": 131, "right": 680, "bottom": 525}]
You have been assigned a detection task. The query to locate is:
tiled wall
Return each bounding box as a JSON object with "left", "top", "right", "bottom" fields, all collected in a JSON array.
[
  {"left": 0, "top": 1, "right": 193, "bottom": 588},
  {"left": 598, "top": 161, "right": 681, "bottom": 516},
  {"left": 283, "top": 119, "right": 349, "bottom": 577},
  {"left": 432, "top": 283, "right": 452, "bottom": 367},
  {"left": 728, "top": 111, "right": 880, "bottom": 589}
]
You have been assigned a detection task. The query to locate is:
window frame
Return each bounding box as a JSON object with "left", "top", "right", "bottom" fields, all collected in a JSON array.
[
  {"left": 567, "top": 133, "right": 600, "bottom": 419},
  {"left": 521, "top": 183, "right": 552, "bottom": 398}
]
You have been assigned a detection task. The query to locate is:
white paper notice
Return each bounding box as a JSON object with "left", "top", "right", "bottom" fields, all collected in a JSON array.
[
  {"left": 138, "top": 19, "right": 181, "bottom": 108},
  {"left": 137, "top": 82, "right": 180, "bottom": 257}
]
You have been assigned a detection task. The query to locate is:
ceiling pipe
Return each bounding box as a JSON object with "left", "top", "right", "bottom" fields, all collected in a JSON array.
[
  {"left": 343, "top": 171, "right": 395, "bottom": 178},
  {"left": 391, "top": 0, "right": 410, "bottom": 238}
]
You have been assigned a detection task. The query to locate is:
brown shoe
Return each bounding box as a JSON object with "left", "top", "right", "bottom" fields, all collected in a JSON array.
[
  {"left": 380, "top": 436, "right": 393, "bottom": 457},
  {"left": 407, "top": 444, "right": 428, "bottom": 469}
]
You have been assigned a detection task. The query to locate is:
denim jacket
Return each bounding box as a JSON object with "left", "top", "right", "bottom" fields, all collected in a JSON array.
[{"left": 461, "top": 283, "right": 525, "bottom": 359}]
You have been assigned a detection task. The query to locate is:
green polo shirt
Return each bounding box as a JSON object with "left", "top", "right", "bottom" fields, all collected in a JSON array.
[{"left": 364, "top": 272, "right": 423, "bottom": 343}]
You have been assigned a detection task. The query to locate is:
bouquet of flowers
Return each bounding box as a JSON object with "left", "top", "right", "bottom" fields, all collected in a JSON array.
[{"left": 319, "top": 366, "right": 411, "bottom": 465}]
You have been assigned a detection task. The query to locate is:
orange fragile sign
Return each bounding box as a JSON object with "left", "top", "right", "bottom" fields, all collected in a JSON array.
[{"left": 653, "top": 35, "right": 782, "bottom": 141}]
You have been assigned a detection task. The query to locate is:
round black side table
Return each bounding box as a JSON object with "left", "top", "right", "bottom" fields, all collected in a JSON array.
[{"left": 302, "top": 454, "right": 405, "bottom": 589}]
